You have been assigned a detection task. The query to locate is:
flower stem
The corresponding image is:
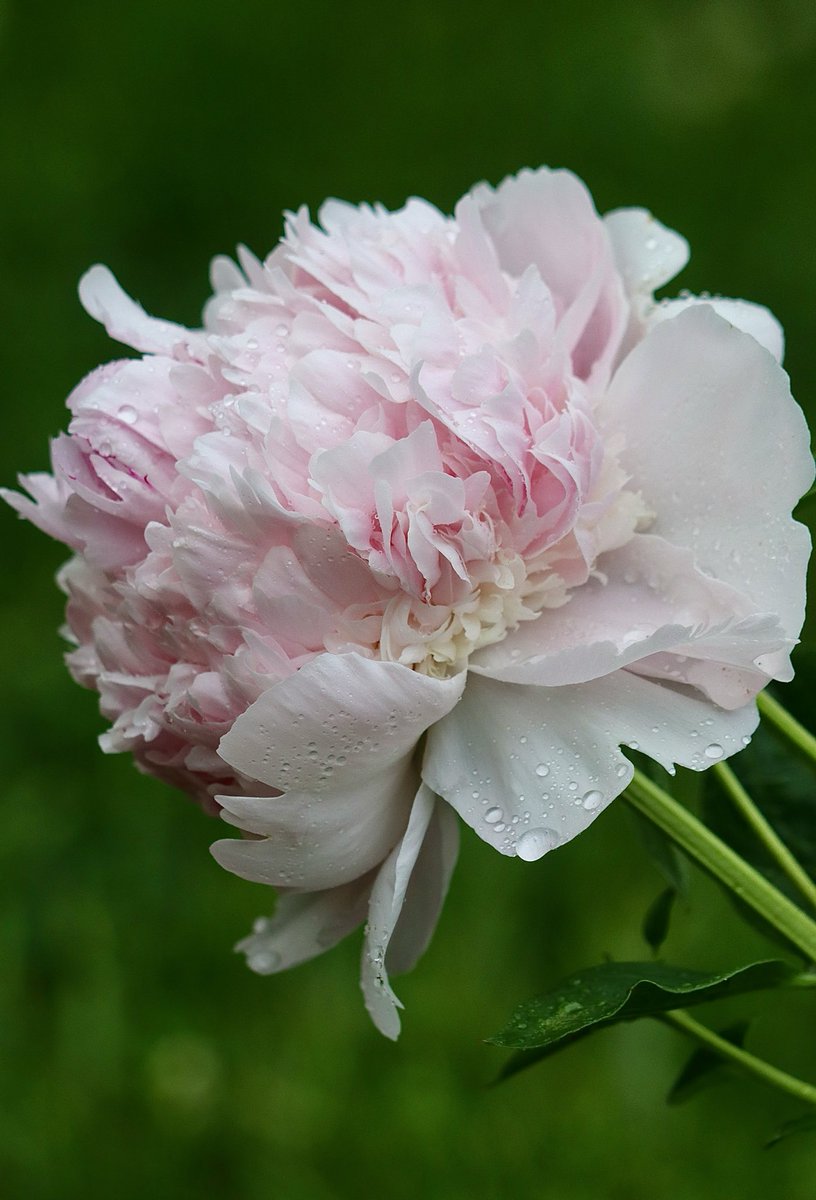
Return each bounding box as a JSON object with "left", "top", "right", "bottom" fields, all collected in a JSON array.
[
  {"left": 660, "top": 1009, "right": 816, "bottom": 1106},
  {"left": 757, "top": 690, "right": 816, "bottom": 768},
  {"left": 713, "top": 761, "right": 816, "bottom": 913},
  {"left": 625, "top": 770, "right": 816, "bottom": 963}
]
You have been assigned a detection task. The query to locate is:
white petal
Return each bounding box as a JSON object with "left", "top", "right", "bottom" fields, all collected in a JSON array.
[
  {"left": 604, "top": 305, "right": 813, "bottom": 643},
  {"left": 605, "top": 208, "right": 690, "bottom": 294},
  {"left": 218, "top": 652, "right": 465, "bottom": 792},
  {"left": 210, "top": 766, "right": 417, "bottom": 890},
  {"left": 79, "top": 265, "right": 194, "bottom": 356},
  {"left": 471, "top": 534, "right": 787, "bottom": 688},
  {"left": 361, "top": 783, "right": 439, "bottom": 1040},
  {"left": 423, "top": 671, "right": 758, "bottom": 859},
  {"left": 385, "top": 799, "right": 459, "bottom": 975},
  {"left": 651, "top": 296, "right": 784, "bottom": 363},
  {"left": 234, "top": 877, "right": 372, "bottom": 974}
]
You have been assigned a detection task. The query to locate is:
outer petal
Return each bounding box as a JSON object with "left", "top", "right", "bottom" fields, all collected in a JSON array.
[
  {"left": 233, "top": 876, "right": 373, "bottom": 974},
  {"left": 384, "top": 798, "right": 459, "bottom": 975},
  {"left": 79, "top": 265, "right": 198, "bottom": 356},
  {"left": 210, "top": 767, "right": 417, "bottom": 890},
  {"left": 604, "top": 208, "right": 690, "bottom": 294},
  {"left": 423, "top": 672, "right": 758, "bottom": 859},
  {"left": 650, "top": 297, "right": 784, "bottom": 363},
  {"left": 603, "top": 306, "right": 813, "bottom": 642},
  {"left": 361, "top": 783, "right": 441, "bottom": 1039},
  {"left": 217, "top": 651, "right": 465, "bottom": 792},
  {"left": 471, "top": 534, "right": 787, "bottom": 688}
]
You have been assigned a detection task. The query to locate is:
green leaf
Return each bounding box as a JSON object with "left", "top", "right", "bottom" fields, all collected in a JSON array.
[
  {"left": 642, "top": 887, "right": 678, "bottom": 953},
  {"left": 765, "top": 1112, "right": 816, "bottom": 1148},
  {"left": 489, "top": 960, "right": 795, "bottom": 1057},
  {"left": 667, "top": 1020, "right": 750, "bottom": 1105}
]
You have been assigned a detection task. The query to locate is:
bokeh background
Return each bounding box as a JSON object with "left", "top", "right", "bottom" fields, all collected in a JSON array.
[{"left": 2, "top": 1, "right": 816, "bottom": 1197}]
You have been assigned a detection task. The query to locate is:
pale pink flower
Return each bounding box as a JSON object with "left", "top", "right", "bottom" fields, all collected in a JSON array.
[{"left": 5, "top": 168, "right": 812, "bottom": 1037}]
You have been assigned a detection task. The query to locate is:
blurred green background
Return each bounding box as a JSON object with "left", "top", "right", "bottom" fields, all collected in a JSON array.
[{"left": 2, "top": 1, "right": 816, "bottom": 1197}]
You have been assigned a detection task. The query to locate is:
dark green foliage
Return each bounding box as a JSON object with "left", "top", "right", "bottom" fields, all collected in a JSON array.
[
  {"left": 765, "top": 1113, "right": 816, "bottom": 1149},
  {"left": 703, "top": 723, "right": 816, "bottom": 903},
  {"left": 490, "top": 959, "right": 793, "bottom": 1060},
  {"left": 643, "top": 888, "right": 679, "bottom": 953},
  {"left": 667, "top": 1021, "right": 751, "bottom": 1105}
]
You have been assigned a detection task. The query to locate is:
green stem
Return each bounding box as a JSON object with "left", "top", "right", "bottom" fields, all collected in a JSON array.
[
  {"left": 625, "top": 770, "right": 816, "bottom": 963},
  {"left": 757, "top": 690, "right": 816, "bottom": 768},
  {"left": 661, "top": 1009, "right": 816, "bottom": 1106},
  {"left": 713, "top": 761, "right": 816, "bottom": 913}
]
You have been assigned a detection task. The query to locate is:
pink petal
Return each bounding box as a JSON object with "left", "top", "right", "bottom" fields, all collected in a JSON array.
[
  {"left": 651, "top": 297, "right": 784, "bottom": 363},
  {"left": 79, "top": 265, "right": 199, "bottom": 357},
  {"left": 604, "top": 208, "right": 689, "bottom": 295}
]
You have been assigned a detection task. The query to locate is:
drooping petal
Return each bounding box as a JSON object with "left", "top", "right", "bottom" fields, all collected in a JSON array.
[
  {"left": 217, "top": 651, "right": 465, "bottom": 793},
  {"left": 361, "top": 783, "right": 441, "bottom": 1039},
  {"left": 603, "top": 305, "right": 813, "bottom": 642},
  {"left": 233, "top": 876, "right": 373, "bottom": 974},
  {"left": 384, "top": 798, "right": 459, "bottom": 975},
  {"left": 423, "top": 671, "right": 758, "bottom": 859}
]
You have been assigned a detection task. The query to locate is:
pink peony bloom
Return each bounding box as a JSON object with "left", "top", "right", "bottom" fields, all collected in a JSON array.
[{"left": 5, "top": 168, "right": 812, "bottom": 1037}]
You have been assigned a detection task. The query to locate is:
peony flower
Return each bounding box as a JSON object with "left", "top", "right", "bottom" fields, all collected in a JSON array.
[{"left": 5, "top": 168, "right": 812, "bottom": 1037}]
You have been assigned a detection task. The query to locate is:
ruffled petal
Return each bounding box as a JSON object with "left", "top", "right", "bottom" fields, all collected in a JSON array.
[{"left": 423, "top": 671, "right": 758, "bottom": 858}]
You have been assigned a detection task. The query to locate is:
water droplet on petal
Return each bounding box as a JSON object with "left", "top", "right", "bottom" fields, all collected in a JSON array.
[
  {"left": 248, "top": 949, "right": 281, "bottom": 973},
  {"left": 484, "top": 806, "right": 503, "bottom": 824},
  {"left": 704, "top": 743, "right": 724, "bottom": 760},
  {"left": 118, "top": 404, "right": 138, "bottom": 424},
  {"left": 535, "top": 763, "right": 550, "bottom": 777},
  {"left": 516, "top": 827, "right": 560, "bottom": 861},
  {"left": 581, "top": 790, "right": 603, "bottom": 811}
]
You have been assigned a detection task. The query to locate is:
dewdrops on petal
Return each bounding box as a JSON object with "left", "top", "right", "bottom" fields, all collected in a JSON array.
[{"left": 5, "top": 166, "right": 812, "bottom": 1037}]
